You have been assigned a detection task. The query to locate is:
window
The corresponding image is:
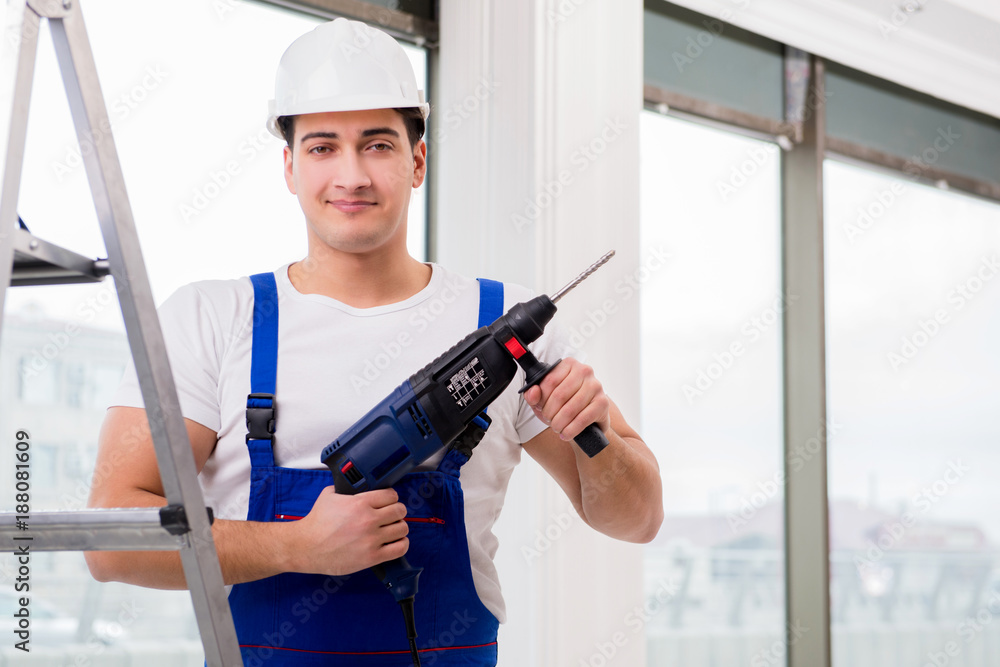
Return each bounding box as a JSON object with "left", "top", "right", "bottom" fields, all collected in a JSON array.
[
  {"left": 825, "top": 158, "right": 1000, "bottom": 665},
  {"left": 640, "top": 110, "right": 785, "bottom": 662}
]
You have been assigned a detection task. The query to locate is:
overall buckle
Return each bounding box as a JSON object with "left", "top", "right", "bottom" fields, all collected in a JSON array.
[{"left": 246, "top": 392, "right": 276, "bottom": 443}]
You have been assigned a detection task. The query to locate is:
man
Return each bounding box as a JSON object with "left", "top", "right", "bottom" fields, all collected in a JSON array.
[{"left": 85, "top": 17, "right": 662, "bottom": 666}]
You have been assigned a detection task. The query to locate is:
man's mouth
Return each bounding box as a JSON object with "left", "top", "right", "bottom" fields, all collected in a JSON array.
[{"left": 330, "top": 199, "right": 376, "bottom": 213}]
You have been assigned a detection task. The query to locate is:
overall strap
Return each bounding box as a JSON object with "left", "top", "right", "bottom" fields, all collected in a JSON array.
[
  {"left": 245, "top": 272, "right": 279, "bottom": 469},
  {"left": 476, "top": 279, "right": 504, "bottom": 412},
  {"left": 438, "top": 278, "right": 505, "bottom": 476},
  {"left": 476, "top": 278, "right": 503, "bottom": 329},
  {"left": 475, "top": 278, "right": 503, "bottom": 420}
]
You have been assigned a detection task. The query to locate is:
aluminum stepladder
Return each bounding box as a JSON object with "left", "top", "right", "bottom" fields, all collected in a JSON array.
[{"left": 0, "top": 1, "right": 242, "bottom": 663}]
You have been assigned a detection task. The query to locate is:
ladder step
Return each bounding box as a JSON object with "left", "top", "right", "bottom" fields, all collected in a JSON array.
[
  {"left": 0, "top": 509, "right": 186, "bottom": 551},
  {"left": 12, "top": 227, "right": 110, "bottom": 286}
]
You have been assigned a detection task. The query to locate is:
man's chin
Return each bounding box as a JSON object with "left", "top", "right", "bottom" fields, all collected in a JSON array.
[
  {"left": 321, "top": 234, "right": 397, "bottom": 257},
  {"left": 306, "top": 218, "right": 405, "bottom": 257}
]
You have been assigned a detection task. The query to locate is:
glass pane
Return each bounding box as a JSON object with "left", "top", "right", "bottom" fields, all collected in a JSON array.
[
  {"left": 644, "top": 1, "right": 784, "bottom": 121},
  {"left": 640, "top": 111, "right": 785, "bottom": 663},
  {"left": 825, "top": 158, "right": 1000, "bottom": 666},
  {"left": 350, "top": 0, "right": 435, "bottom": 21},
  {"left": 826, "top": 62, "right": 1000, "bottom": 188}
]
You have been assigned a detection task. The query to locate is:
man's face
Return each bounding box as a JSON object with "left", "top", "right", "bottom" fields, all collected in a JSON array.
[{"left": 283, "top": 108, "right": 426, "bottom": 258}]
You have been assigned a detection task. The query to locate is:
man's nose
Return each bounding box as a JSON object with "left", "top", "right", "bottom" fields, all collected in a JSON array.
[{"left": 334, "top": 151, "right": 372, "bottom": 191}]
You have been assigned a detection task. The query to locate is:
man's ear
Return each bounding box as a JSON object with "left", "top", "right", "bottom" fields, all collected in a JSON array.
[
  {"left": 283, "top": 144, "right": 296, "bottom": 194},
  {"left": 411, "top": 139, "right": 427, "bottom": 189}
]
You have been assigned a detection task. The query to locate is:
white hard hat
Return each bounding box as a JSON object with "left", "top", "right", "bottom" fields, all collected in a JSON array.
[{"left": 266, "top": 17, "right": 430, "bottom": 139}]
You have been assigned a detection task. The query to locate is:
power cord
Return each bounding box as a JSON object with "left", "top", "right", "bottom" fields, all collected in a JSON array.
[{"left": 399, "top": 597, "right": 421, "bottom": 666}]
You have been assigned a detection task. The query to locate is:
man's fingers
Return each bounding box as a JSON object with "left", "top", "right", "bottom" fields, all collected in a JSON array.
[
  {"left": 523, "top": 385, "right": 542, "bottom": 408},
  {"left": 550, "top": 383, "right": 601, "bottom": 438},
  {"left": 363, "top": 487, "right": 400, "bottom": 507},
  {"left": 533, "top": 359, "right": 588, "bottom": 422},
  {"left": 376, "top": 501, "right": 408, "bottom": 526},
  {"left": 382, "top": 518, "right": 409, "bottom": 543},
  {"left": 544, "top": 378, "right": 582, "bottom": 418},
  {"left": 559, "top": 399, "right": 609, "bottom": 441},
  {"left": 527, "top": 359, "right": 574, "bottom": 409},
  {"left": 378, "top": 537, "right": 410, "bottom": 561},
  {"left": 525, "top": 358, "right": 611, "bottom": 440}
]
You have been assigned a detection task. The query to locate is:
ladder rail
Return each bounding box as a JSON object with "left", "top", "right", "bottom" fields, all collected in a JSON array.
[
  {"left": 1, "top": 2, "right": 243, "bottom": 663},
  {"left": 0, "top": 1, "right": 40, "bottom": 327}
]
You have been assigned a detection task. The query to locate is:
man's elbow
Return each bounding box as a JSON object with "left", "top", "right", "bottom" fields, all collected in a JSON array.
[
  {"left": 82, "top": 497, "right": 129, "bottom": 582},
  {"left": 84, "top": 550, "right": 119, "bottom": 583},
  {"left": 632, "top": 503, "right": 664, "bottom": 544},
  {"left": 589, "top": 501, "right": 664, "bottom": 544},
  {"left": 618, "top": 476, "right": 664, "bottom": 544}
]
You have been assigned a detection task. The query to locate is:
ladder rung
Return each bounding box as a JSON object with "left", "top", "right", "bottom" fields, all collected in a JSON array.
[
  {"left": 0, "top": 509, "right": 186, "bottom": 551},
  {"left": 12, "top": 227, "right": 110, "bottom": 286}
]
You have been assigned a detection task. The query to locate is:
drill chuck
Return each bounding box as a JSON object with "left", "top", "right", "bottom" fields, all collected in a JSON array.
[{"left": 494, "top": 296, "right": 557, "bottom": 345}]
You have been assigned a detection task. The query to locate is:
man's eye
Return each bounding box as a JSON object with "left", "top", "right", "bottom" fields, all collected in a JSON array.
[
  {"left": 369, "top": 142, "right": 391, "bottom": 152},
  {"left": 309, "top": 145, "right": 330, "bottom": 154}
]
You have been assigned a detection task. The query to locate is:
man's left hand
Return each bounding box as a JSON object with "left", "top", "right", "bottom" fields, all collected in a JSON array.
[{"left": 522, "top": 357, "right": 610, "bottom": 442}]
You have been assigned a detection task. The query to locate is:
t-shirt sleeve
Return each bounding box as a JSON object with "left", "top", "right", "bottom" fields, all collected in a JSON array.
[{"left": 108, "top": 283, "right": 223, "bottom": 432}]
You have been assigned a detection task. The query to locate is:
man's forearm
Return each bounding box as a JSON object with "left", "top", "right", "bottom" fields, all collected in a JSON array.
[
  {"left": 86, "top": 517, "right": 297, "bottom": 589},
  {"left": 576, "top": 430, "right": 663, "bottom": 543},
  {"left": 521, "top": 359, "right": 664, "bottom": 542},
  {"left": 84, "top": 482, "right": 298, "bottom": 589}
]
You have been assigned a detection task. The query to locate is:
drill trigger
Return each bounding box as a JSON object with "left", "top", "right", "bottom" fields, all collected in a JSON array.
[{"left": 451, "top": 411, "right": 492, "bottom": 458}]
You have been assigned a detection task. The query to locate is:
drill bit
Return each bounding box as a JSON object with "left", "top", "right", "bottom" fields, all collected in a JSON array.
[{"left": 550, "top": 250, "right": 616, "bottom": 303}]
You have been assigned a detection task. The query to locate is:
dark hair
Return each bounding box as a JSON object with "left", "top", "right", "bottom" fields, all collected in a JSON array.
[
  {"left": 276, "top": 115, "right": 296, "bottom": 147},
  {"left": 394, "top": 107, "right": 426, "bottom": 149},
  {"left": 277, "top": 108, "right": 425, "bottom": 150}
]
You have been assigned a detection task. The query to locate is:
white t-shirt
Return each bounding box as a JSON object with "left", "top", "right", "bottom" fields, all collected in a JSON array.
[{"left": 110, "top": 263, "right": 569, "bottom": 622}]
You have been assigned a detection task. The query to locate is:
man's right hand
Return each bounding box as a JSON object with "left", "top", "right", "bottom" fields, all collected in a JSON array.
[{"left": 285, "top": 487, "right": 409, "bottom": 576}]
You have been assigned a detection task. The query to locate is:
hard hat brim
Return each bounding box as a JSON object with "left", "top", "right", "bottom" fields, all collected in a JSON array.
[{"left": 267, "top": 95, "right": 430, "bottom": 139}]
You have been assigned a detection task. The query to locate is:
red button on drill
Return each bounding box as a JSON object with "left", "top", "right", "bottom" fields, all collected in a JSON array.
[{"left": 503, "top": 337, "right": 527, "bottom": 359}]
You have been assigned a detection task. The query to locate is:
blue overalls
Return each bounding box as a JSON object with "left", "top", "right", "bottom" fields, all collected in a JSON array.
[{"left": 227, "top": 273, "right": 504, "bottom": 666}]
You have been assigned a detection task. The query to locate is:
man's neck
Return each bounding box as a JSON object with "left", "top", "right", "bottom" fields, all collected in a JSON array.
[{"left": 287, "top": 246, "right": 432, "bottom": 309}]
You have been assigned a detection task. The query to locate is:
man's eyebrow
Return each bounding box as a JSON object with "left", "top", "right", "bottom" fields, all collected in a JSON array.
[
  {"left": 361, "top": 127, "right": 400, "bottom": 139},
  {"left": 299, "top": 131, "right": 339, "bottom": 143},
  {"left": 298, "top": 128, "right": 400, "bottom": 144}
]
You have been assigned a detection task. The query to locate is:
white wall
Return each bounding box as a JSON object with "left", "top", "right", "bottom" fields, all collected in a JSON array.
[{"left": 435, "top": 1, "right": 646, "bottom": 664}]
